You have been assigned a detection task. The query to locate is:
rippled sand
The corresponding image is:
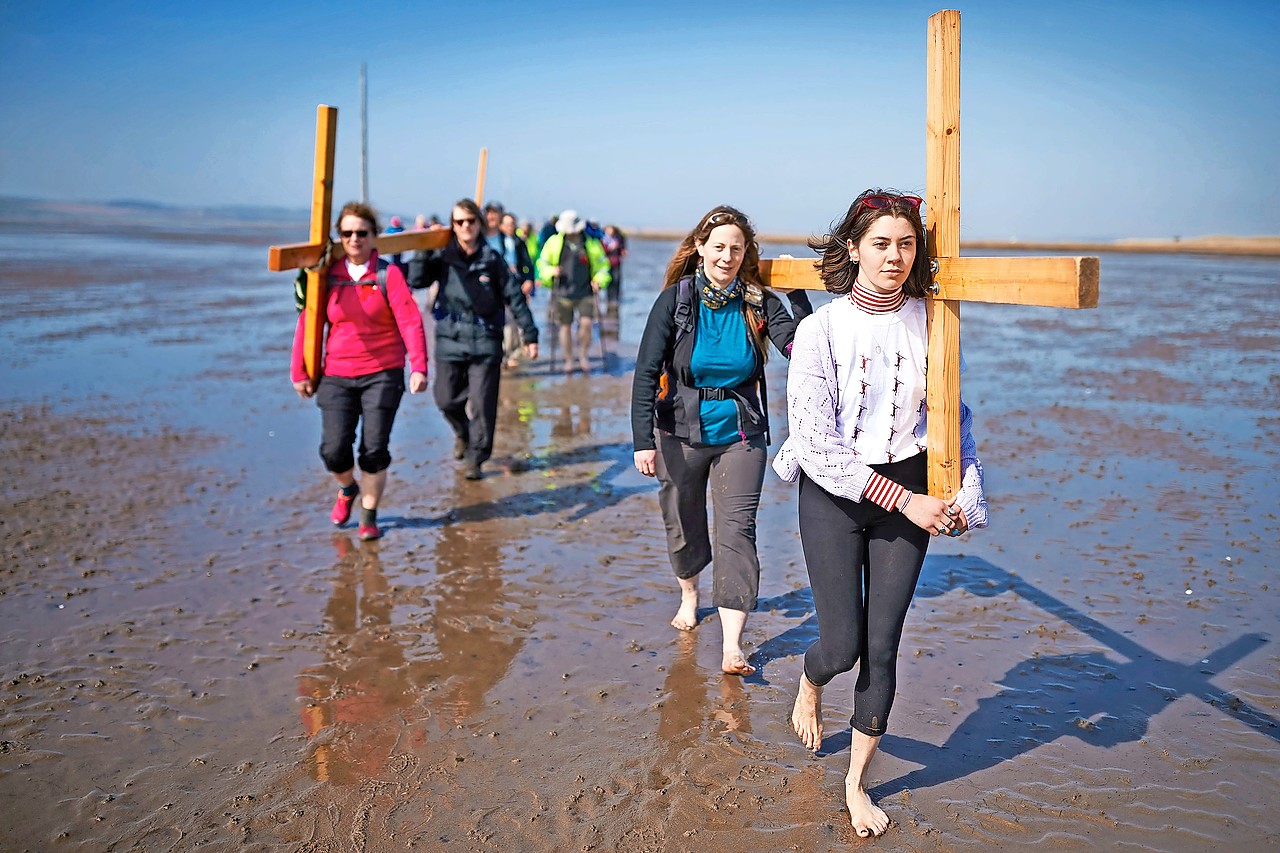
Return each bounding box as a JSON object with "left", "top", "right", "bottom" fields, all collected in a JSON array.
[{"left": 1, "top": 210, "right": 1277, "bottom": 851}]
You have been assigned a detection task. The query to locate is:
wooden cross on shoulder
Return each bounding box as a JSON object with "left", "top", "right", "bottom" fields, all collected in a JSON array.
[
  {"left": 760, "top": 9, "right": 1100, "bottom": 499},
  {"left": 266, "top": 106, "right": 491, "bottom": 382}
]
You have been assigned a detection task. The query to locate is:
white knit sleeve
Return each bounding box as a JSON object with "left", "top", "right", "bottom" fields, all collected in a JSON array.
[
  {"left": 953, "top": 399, "right": 989, "bottom": 528},
  {"left": 772, "top": 308, "right": 877, "bottom": 501}
]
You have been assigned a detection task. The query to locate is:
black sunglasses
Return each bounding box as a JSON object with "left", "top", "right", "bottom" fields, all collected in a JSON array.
[{"left": 339, "top": 229, "right": 370, "bottom": 239}]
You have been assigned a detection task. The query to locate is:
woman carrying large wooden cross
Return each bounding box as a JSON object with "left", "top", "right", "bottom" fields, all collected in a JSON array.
[
  {"left": 773, "top": 189, "right": 989, "bottom": 837},
  {"left": 290, "top": 202, "right": 429, "bottom": 542}
]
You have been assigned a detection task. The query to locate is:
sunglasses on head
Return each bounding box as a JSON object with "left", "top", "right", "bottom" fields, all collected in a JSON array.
[
  {"left": 452, "top": 216, "right": 478, "bottom": 226},
  {"left": 339, "top": 229, "right": 370, "bottom": 239},
  {"left": 703, "top": 211, "right": 739, "bottom": 229},
  {"left": 856, "top": 194, "right": 923, "bottom": 215}
]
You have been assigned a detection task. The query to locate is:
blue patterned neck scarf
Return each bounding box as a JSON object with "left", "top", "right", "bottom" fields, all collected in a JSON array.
[{"left": 696, "top": 264, "right": 741, "bottom": 310}]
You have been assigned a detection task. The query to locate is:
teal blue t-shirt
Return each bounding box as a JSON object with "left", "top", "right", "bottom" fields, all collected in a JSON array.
[{"left": 690, "top": 298, "right": 756, "bottom": 445}]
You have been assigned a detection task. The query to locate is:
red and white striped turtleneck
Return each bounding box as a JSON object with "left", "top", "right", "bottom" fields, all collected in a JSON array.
[{"left": 849, "top": 281, "right": 908, "bottom": 314}]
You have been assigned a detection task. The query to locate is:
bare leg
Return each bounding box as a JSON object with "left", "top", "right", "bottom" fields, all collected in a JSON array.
[
  {"left": 790, "top": 672, "right": 823, "bottom": 751},
  {"left": 846, "top": 731, "right": 889, "bottom": 838},
  {"left": 577, "top": 315, "right": 593, "bottom": 372},
  {"left": 718, "top": 607, "right": 755, "bottom": 675},
  {"left": 671, "top": 575, "right": 699, "bottom": 631},
  {"left": 333, "top": 469, "right": 356, "bottom": 489},
  {"left": 558, "top": 323, "right": 573, "bottom": 372},
  {"left": 360, "top": 469, "right": 387, "bottom": 510}
]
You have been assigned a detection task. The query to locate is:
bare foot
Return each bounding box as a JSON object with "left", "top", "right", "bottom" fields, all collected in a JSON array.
[
  {"left": 845, "top": 778, "right": 890, "bottom": 838},
  {"left": 670, "top": 587, "right": 698, "bottom": 631},
  {"left": 721, "top": 651, "right": 756, "bottom": 676},
  {"left": 790, "top": 673, "right": 823, "bottom": 751}
]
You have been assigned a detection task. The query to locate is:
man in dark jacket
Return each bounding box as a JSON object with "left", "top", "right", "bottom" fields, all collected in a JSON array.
[{"left": 410, "top": 198, "right": 539, "bottom": 479}]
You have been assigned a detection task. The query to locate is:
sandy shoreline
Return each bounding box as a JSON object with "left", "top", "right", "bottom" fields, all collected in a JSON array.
[
  {"left": 1, "top": 220, "right": 1277, "bottom": 851},
  {"left": 630, "top": 229, "right": 1280, "bottom": 258}
]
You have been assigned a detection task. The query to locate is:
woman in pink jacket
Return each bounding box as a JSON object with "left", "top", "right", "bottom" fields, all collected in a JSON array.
[{"left": 291, "top": 201, "right": 428, "bottom": 541}]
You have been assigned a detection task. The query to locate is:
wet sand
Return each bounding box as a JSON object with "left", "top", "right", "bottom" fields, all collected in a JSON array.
[{"left": 1, "top": 208, "right": 1278, "bottom": 851}]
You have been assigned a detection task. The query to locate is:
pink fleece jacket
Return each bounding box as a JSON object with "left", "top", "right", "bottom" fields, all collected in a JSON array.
[{"left": 290, "top": 251, "right": 429, "bottom": 383}]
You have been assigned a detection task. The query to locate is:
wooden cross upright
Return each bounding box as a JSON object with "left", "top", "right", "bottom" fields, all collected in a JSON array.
[
  {"left": 760, "top": 9, "right": 1099, "bottom": 498},
  {"left": 266, "top": 105, "right": 460, "bottom": 382}
]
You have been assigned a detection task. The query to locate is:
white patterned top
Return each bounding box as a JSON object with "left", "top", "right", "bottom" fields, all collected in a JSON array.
[{"left": 772, "top": 296, "right": 988, "bottom": 528}]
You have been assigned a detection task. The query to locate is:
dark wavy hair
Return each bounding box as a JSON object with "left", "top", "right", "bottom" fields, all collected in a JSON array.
[
  {"left": 334, "top": 201, "right": 379, "bottom": 236},
  {"left": 662, "top": 204, "right": 770, "bottom": 360},
  {"left": 809, "top": 189, "right": 930, "bottom": 298}
]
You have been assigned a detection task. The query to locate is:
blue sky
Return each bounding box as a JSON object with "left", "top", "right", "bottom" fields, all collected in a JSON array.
[{"left": 2, "top": 0, "right": 1276, "bottom": 240}]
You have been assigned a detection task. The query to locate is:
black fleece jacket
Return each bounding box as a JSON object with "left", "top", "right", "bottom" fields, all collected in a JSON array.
[{"left": 630, "top": 281, "right": 811, "bottom": 451}]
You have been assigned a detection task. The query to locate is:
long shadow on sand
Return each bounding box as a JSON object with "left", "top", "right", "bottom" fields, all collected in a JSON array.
[
  {"left": 750, "top": 555, "right": 1276, "bottom": 791},
  {"left": 379, "top": 440, "right": 648, "bottom": 529}
]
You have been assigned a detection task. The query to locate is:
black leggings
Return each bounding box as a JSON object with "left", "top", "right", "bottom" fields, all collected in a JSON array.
[{"left": 798, "top": 453, "right": 929, "bottom": 737}]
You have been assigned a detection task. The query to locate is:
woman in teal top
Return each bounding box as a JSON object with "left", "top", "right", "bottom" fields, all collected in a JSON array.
[
  {"left": 631, "top": 205, "right": 811, "bottom": 675},
  {"left": 692, "top": 293, "right": 757, "bottom": 444}
]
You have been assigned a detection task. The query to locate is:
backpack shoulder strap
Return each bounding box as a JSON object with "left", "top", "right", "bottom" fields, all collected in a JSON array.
[
  {"left": 673, "top": 276, "right": 696, "bottom": 344},
  {"left": 376, "top": 258, "right": 392, "bottom": 309}
]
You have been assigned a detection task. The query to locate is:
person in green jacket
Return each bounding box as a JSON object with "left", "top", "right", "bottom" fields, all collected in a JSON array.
[
  {"left": 518, "top": 218, "right": 540, "bottom": 262},
  {"left": 536, "top": 209, "right": 611, "bottom": 374}
]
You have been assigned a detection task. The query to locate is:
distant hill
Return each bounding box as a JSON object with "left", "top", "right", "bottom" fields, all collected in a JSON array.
[{"left": 0, "top": 196, "right": 309, "bottom": 229}]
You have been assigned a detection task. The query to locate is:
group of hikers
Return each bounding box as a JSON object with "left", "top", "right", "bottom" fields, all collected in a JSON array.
[
  {"left": 287, "top": 189, "right": 989, "bottom": 838},
  {"left": 389, "top": 202, "right": 626, "bottom": 376}
]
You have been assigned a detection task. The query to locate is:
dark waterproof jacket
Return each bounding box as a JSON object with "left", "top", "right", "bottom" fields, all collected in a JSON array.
[
  {"left": 409, "top": 238, "right": 539, "bottom": 361},
  {"left": 630, "top": 278, "right": 811, "bottom": 451}
]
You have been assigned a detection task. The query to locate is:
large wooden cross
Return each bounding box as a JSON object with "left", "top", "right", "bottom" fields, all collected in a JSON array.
[
  {"left": 267, "top": 105, "right": 474, "bottom": 382},
  {"left": 760, "top": 9, "right": 1099, "bottom": 498}
]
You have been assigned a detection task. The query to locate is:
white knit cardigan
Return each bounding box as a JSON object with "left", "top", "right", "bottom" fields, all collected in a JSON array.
[{"left": 772, "top": 298, "right": 988, "bottom": 528}]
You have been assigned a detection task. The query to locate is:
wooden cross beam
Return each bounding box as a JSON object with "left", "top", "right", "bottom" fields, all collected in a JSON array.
[
  {"left": 760, "top": 9, "right": 1099, "bottom": 498},
  {"left": 266, "top": 105, "right": 458, "bottom": 381},
  {"left": 475, "top": 147, "right": 488, "bottom": 206}
]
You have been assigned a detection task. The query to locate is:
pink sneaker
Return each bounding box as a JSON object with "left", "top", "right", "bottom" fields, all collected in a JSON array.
[
  {"left": 358, "top": 522, "right": 382, "bottom": 541},
  {"left": 330, "top": 485, "right": 359, "bottom": 526}
]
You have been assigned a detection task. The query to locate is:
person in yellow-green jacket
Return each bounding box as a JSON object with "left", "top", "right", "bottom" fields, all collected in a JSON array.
[{"left": 536, "top": 209, "right": 611, "bottom": 374}]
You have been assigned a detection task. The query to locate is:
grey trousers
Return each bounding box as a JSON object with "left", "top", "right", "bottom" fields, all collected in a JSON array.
[{"left": 654, "top": 431, "right": 766, "bottom": 612}]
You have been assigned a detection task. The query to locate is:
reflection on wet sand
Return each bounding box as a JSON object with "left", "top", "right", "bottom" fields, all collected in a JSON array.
[
  {"left": 296, "top": 485, "right": 526, "bottom": 784},
  {"left": 423, "top": 506, "right": 526, "bottom": 729},
  {"left": 298, "top": 534, "right": 433, "bottom": 784},
  {"left": 551, "top": 401, "right": 592, "bottom": 441},
  {"left": 650, "top": 635, "right": 753, "bottom": 784}
]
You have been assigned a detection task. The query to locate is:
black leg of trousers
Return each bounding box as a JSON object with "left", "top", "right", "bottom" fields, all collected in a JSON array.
[
  {"left": 466, "top": 355, "right": 501, "bottom": 464},
  {"left": 317, "top": 383, "right": 360, "bottom": 474},
  {"left": 434, "top": 359, "right": 473, "bottom": 448},
  {"left": 355, "top": 373, "right": 403, "bottom": 473},
  {"left": 798, "top": 472, "right": 929, "bottom": 737},
  {"left": 799, "top": 474, "right": 868, "bottom": 684}
]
